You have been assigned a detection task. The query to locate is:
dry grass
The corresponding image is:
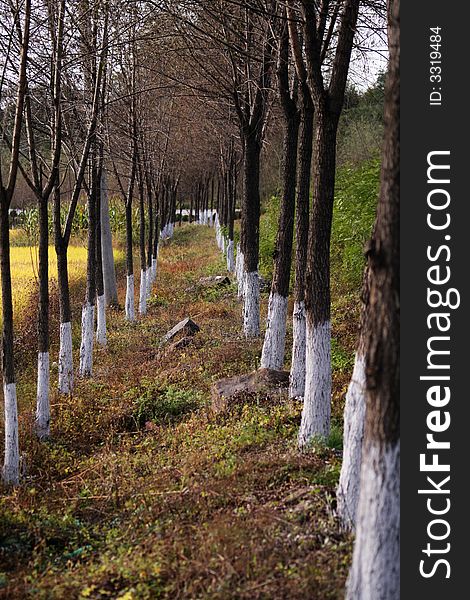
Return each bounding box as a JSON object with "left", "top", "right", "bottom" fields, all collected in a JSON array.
[
  {"left": 0, "top": 224, "right": 355, "bottom": 599},
  {"left": 4, "top": 243, "right": 124, "bottom": 315}
]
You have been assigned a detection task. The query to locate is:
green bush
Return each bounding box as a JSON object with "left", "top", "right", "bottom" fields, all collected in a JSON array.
[
  {"left": 258, "top": 193, "right": 281, "bottom": 281},
  {"left": 331, "top": 158, "right": 380, "bottom": 291},
  {"left": 130, "top": 384, "right": 202, "bottom": 428}
]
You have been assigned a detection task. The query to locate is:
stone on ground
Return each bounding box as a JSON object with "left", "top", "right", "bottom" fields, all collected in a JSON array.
[{"left": 211, "top": 368, "right": 289, "bottom": 413}]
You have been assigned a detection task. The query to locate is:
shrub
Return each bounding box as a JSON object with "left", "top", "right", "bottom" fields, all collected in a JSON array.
[
  {"left": 331, "top": 158, "right": 380, "bottom": 291},
  {"left": 130, "top": 384, "right": 202, "bottom": 428},
  {"left": 258, "top": 193, "right": 281, "bottom": 281}
]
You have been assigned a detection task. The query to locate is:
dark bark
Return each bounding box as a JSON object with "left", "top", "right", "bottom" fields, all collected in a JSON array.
[
  {"left": 126, "top": 199, "right": 134, "bottom": 277},
  {"left": 95, "top": 167, "right": 105, "bottom": 299},
  {"left": 346, "top": 2, "right": 400, "bottom": 595},
  {"left": 241, "top": 134, "right": 261, "bottom": 273},
  {"left": 37, "top": 195, "right": 49, "bottom": 354},
  {"left": 0, "top": 203, "right": 15, "bottom": 385},
  {"left": 0, "top": 0, "right": 31, "bottom": 387},
  {"left": 272, "top": 114, "right": 299, "bottom": 297},
  {"left": 53, "top": 185, "right": 71, "bottom": 324},
  {"left": 228, "top": 161, "right": 237, "bottom": 243},
  {"left": 364, "top": 0, "right": 400, "bottom": 445},
  {"left": 271, "top": 19, "right": 300, "bottom": 298},
  {"left": 153, "top": 191, "right": 160, "bottom": 259},
  {"left": 146, "top": 173, "right": 153, "bottom": 269},
  {"left": 138, "top": 169, "right": 146, "bottom": 272},
  {"left": 304, "top": 106, "right": 340, "bottom": 327},
  {"left": 85, "top": 156, "right": 98, "bottom": 306},
  {"left": 56, "top": 243, "right": 71, "bottom": 324},
  {"left": 293, "top": 94, "right": 314, "bottom": 306}
]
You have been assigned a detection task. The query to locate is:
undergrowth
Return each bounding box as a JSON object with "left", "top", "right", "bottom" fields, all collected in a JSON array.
[{"left": 1, "top": 223, "right": 361, "bottom": 599}]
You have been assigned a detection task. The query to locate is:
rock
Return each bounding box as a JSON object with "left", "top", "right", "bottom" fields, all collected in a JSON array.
[
  {"left": 162, "top": 317, "right": 200, "bottom": 343},
  {"left": 211, "top": 368, "right": 289, "bottom": 413},
  {"left": 198, "top": 275, "right": 231, "bottom": 287},
  {"left": 169, "top": 336, "right": 193, "bottom": 351}
]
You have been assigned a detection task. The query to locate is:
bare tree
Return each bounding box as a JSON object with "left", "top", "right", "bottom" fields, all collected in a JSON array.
[
  {"left": 18, "top": 0, "right": 65, "bottom": 439},
  {"left": 79, "top": 0, "right": 109, "bottom": 377},
  {"left": 346, "top": 0, "right": 399, "bottom": 595},
  {"left": 0, "top": 0, "right": 31, "bottom": 484},
  {"left": 261, "top": 10, "right": 299, "bottom": 370},
  {"left": 288, "top": 0, "right": 361, "bottom": 445}
]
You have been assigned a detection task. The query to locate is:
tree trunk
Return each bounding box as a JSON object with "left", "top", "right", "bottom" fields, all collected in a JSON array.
[
  {"left": 241, "top": 134, "right": 261, "bottom": 337},
  {"left": 152, "top": 195, "right": 159, "bottom": 281},
  {"left": 35, "top": 195, "right": 50, "bottom": 438},
  {"left": 346, "top": 1, "right": 400, "bottom": 595},
  {"left": 289, "top": 99, "right": 313, "bottom": 399},
  {"left": 146, "top": 174, "right": 154, "bottom": 294},
  {"left": 337, "top": 267, "right": 370, "bottom": 529},
  {"left": 1, "top": 202, "right": 19, "bottom": 485},
  {"left": 125, "top": 199, "right": 135, "bottom": 321},
  {"left": 138, "top": 174, "right": 147, "bottom": 316},
  {"left": 299, "top": 106, "right": 339, "bottom": 445},
  {"left": 100, "top": 169, "right": 118, "bottom": 307},
  {"left": 56, "top": 241, "right": 73, "bottom": 395},
  {"left": 79, "top": 160, "right": 97, "bottom": 377},
  {"left": 96, "top": 169, "right": 107, "bottom": 346},
  {"left": 226, "top": 166, "right": 236, "bottom": 273},
  {"left": 261, "top": 108, "right": 299, "bottom": 369}
]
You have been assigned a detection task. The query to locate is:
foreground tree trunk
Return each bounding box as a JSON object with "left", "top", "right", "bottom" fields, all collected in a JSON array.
[
  {"left": 1, "top": 205, "right": 19, "bottom": 484},
  {"left": 261, "top": 19, "right": 299, "bottom": 369},
  {"left": 346, "top": 1, "right": 400, "bottom": 595},
  {"left": 35, "top": 195, "right": 50, "bottom": 438},
  {"left": 299, "top": 108, "right": 339, "bottom": 444},
  {"left": 337, "top": 267, "right": 370, "bottom": 529},
  {"left": 138, "top": 169, "right": 147, "bottom": 316},
  {"left": 56, "top": 228, "right": 73, "bottom": 395},
  {"left": 100, "top": 169, "right": 118, "bottom": 306},
  {"left": 241, "top": 135, "right": 262, "bottom": 337},
  {"left": 79, "top": 157, "right": 98, "bottom": 377},
  {"left": 96, "top": 165, "right": 107, "bottom": 346},
  {"left": 145, "top": 170, "right": 154, "bottom": 295},
  {"left": 289, "top": 95, "right": 313, "bottom": 398},
  {"left": 297, "top": 0, "right": 360, "bottom": 446},
  {"left": 1, "top": 0, "right": 31, "bottom": 485}
]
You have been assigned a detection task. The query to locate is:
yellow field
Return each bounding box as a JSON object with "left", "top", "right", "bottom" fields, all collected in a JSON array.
[{"left": 5, "top": 244, "right": 124, "bottom": 313}]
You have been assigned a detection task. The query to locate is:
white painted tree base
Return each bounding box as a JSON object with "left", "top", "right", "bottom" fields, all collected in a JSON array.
[
  {"left": 96, "top": 294, "right": 107, "bottom": 346},
  {"left": 226, "top": 240, "right": 235, "bottom": 273},
  {"left": 58, "top": 322, "right": 73, "bottom": 394},
  {"left": 139, "top": 269, "right": 147, "bottom": 315},
  {"left": 243, "top": 271, "right": 260, "bottom": 337},
  {"left": 151, "top": 257, "right": 157, "bottom": 283},
  {"left": 337, "top": 354, "right": 366, "bottom": 529},
  {"left": 35, "top": 352, "right": 50, "bottom": 439},
  {"left": 235, "top": 244, "right": 241, "bottom": 280},
  {"left": 3, "top": 382, "right": 19, "bottom": 485},
  {"left": 289, "top": 301, "right": 306, "bottom": 399},
  {"left": 298, "top": 320, "right": 331, "bottom": 447},
  {"left": 125, "top": 274, "right": 135, "bottom": 322},
  {"left": 261, "top": 292, "right": 288, "bottom": 370},
  {"left": 79, "top": 303, "right": 95, "bottom": 378},
  {"left": 236, "top": 250, "right": 245, "bottom": 299},
  {"left": 346, "top": 441, "right": 400, "bottom": 600},
  {"left": 146, "top": 265, "right": 153, "bottom": 299}
]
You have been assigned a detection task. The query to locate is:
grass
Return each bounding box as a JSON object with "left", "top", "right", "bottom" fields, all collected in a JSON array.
[
  {"left": 0, "top": 224, "right": 356, "bottom": 599},
  {"left": 4, "top": 240, "right": 125, "bottom": 315}
]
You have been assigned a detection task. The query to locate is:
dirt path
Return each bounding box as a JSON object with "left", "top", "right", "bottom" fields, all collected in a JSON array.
[{"left": 1, "top": 224, "right": 352, "bottom": 599}]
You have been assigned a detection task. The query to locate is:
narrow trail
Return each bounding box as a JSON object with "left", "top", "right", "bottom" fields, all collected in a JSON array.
[{"left": 2, "top": 224, "right": 352, "bottom": 599}]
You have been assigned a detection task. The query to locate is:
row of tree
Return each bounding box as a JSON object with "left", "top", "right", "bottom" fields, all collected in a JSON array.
[
  {"left": 1, "top": 0, "right": 399, "bottom": 596},
  {"left": 177, "top": 1, "right": 399, "bottom": 596}
]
